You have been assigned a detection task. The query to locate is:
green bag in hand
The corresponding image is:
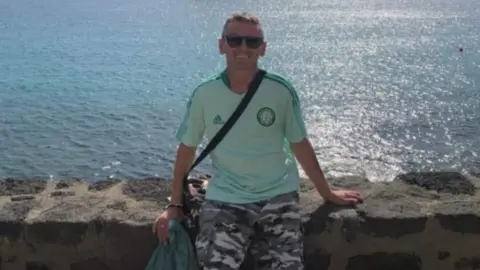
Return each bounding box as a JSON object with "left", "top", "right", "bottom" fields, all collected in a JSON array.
[{"left": 145, "top": 220, "right": 199, "bottom": 270}]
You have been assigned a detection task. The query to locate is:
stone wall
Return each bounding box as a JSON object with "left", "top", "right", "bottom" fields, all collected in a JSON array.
[{"left": 1, "top": 171, "right": 479, "bottom": 270}]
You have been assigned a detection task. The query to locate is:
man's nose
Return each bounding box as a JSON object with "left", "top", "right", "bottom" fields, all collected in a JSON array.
[{"left": 238, "top": 40, "right": 249, "bottom": 51}]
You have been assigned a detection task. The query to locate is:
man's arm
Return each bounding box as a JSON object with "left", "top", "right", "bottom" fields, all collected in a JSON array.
[
  {"left": 283, "top": 83, "right": 361, "bottom": 205},
  {"left": 282, "top": 83, "right": 335, "bottom": 201},
  {"left": 290, "top": 139, "right": 335, "bottom": 201},
  {"left": 170, "top": 143, "right": 196, "bottom": 204},
  {"left": 285, "top": 84, "right": 360, "bottom": 204},
  {"left": 170, "top": 88, "right": 205, "bottom": 205}
]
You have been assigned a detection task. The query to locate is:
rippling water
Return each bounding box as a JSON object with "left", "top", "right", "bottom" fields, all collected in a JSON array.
[{"left": 1, "top": 0, "right": 479, "bottom": 182}]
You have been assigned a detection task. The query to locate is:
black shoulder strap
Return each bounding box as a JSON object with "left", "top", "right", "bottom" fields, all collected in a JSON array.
[{"left": 182, "top": 69, "right": 266, "bottom": 190}]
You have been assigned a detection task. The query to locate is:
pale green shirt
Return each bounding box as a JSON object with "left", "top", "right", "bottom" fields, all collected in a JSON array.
[{"left": 176, "top": 69, "right": 308, "bottom": 204}]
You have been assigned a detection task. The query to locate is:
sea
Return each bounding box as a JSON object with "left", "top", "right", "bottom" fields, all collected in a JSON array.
[{"left": 1, "top": 0, "right": 479, "bottom": 182}]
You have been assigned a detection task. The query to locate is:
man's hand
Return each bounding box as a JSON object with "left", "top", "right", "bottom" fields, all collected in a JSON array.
[
  {"left": 152, "top": 207, "right": 183, "bottom": 243},
  {"left": 324, "top": 189, "right": 362, "bottom": 205}
]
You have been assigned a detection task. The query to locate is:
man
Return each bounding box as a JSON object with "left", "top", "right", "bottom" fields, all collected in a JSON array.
[{"left": 154, "top": 12, "right": 362, "bottom": 270}]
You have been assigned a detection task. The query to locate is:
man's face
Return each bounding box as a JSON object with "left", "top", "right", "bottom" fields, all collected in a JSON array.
[{"left": 218, "top": 21, "right": 266, "bottom": 71}]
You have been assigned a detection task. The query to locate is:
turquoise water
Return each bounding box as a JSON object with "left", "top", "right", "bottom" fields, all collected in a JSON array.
[{"left": 1, "top": 0, "right": 479, "bottom": 182}]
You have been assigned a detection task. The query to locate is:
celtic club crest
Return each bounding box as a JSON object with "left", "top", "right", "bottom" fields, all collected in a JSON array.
[{"left": 257, "top": 107, "right": 276, "bottom": 127}]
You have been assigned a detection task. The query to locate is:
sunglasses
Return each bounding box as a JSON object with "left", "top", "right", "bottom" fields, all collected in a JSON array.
[{"left": 224, "top": 35, "right": 264, "bottom": 49}]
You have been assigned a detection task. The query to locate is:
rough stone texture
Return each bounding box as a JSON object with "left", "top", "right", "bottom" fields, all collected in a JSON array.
[
  {"left": 87, "top": 179, "right": 121, "bottom": 192},
  {"left": 122, "top": 177, "right": 171, "bottom": 202},
  {"left": 10, "top": 195, "right": 36, "bottom": 202},
  {"left": 395, "top": 171, "right": 476, "bottom": 195},
  {"left": 455, "top": 256, "right": 480, "bottom": 270},
  {"left": 438, "top": 251, "right": 451, "bottom": 260},
  {"left": 25, "top": 262, "right": 50, "bottom": 270},
  {"left": 70, "top": 258, "right": 110, "bottom": 270},
  {"left": 0, "top": 179, "right": 46, "bottom": 196},
  {"left": 50, "top": 191, "right": 75, "bottom": 198},
  {"left": 0, "top": 171, "right": 479, "bottom": 270},
  {"left": 304, "top": 248, "right": 332, "bottom": 270},
  {"left": 55, "top": 179, "right": 82, "bottom": 190},
  {"left": 345, "top": 252, "right": 422, "bottom": 270}
]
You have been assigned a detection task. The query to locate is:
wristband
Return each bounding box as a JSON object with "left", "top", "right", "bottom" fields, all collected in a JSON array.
[{"left": 164, "top": 203, "right": 183, "bottom": 210}]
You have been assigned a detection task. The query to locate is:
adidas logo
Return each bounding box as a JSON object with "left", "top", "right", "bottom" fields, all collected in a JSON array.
[{"left": 213, "top": 115, "right": 224, "bottom": 125}]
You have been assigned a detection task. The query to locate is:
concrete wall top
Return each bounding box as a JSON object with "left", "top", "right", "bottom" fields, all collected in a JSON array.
[{"left": 1, "top": 171, "right": 479, "bottom": 270}]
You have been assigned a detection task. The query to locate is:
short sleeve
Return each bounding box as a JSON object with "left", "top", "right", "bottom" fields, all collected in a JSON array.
[
  {"left": 285, "top": 86, "right": 307, "bottom": 143},
  {"left": 175, "top": 89, "right": 205, "bottom": 147}
]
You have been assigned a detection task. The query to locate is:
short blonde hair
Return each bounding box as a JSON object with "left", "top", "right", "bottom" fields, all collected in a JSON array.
[{"left": 222, "top": 12, "right": 263, "bottom": 37}]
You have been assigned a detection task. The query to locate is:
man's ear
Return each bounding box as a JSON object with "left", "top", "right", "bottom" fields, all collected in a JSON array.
[
  {"left": 218, "top": 38, "right": 225, "bottom": 55},
  {"left": 259, "top": 41, "right": 267, "bottom": 56}
]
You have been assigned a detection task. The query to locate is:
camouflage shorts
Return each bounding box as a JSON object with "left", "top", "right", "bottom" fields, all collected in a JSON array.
[{"left": 195, "top": 191, "right": 304, "bottom": 270}]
